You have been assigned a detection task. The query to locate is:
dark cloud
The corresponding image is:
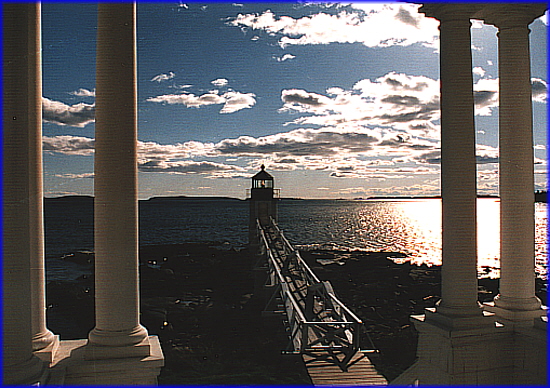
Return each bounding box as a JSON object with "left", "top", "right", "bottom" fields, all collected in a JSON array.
[
  {"left": 474, "top": 90, "right": 497, "bottom": 105},
  {"left": 409, "top": 123, "right": 431, "bottom": 130},
  {"left": 475, "top": 155, "right": 499, "bottom": 164},
  {"left": 282, "top": 90, "right": 326, "bottom": 107},
  {"left": 378, "top": 135, "right": 434, "bottom": 150},
  {"left": 216, "top": 129, "right": 379, "bottom": 157},
  {"left": 276, "top": 158, "right": 299, "bottom": 164},
  {"left": 384, "top": 77, "right": 402, "bottom": 88},
  {"left": 379, "top": 100, "right": 439, "bottom": 123},
  {"left": 139, "top": 160, "right": 243, "bottom": 174},
  {"left": 384, "top": 77, "right": 428, "bottom": 92},
  {"left": 415, "top": 150, "right": 499, "bottom": 165},
  {"left": 381, "top": 95, "right": 421, "bottom": 106},
  {"left": 415, "top": 151, "right": 441, "bottom": 164},
  {"left": 395, "top": 6, "right": 419, "bottom": 28},
  {"left": 336, "top": 165, "right": 355, "bottom": 171}
]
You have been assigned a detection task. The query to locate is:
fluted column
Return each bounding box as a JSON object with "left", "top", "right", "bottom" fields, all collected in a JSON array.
[
  {"left": 421, "top": 4, "right": 482, "bottom": 320},
  {"left": 3, "top": 3, "right": 46, "bottom": 383},
  {"left": 87, "top": 2, "right": 150, "bottom": 356},
  {"left": 483, "top": 5, "right": 546, "bottom": 319}
]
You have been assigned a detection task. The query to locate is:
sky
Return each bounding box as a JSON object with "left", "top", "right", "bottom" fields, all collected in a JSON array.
[{"left": 41, "top": 1, "right": 548, "bottom": 200}]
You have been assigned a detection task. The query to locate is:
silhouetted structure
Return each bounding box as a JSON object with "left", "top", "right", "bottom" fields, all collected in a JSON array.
[{"left": 248, "top": 165, "right": 279, "bottom": 246}]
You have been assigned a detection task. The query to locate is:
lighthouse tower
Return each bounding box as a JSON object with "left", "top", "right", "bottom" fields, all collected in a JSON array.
[{"left": 248, "top": 165, "right": 278, "bottom": 245}]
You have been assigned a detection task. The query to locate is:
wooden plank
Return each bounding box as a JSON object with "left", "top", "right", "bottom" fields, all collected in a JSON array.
[{"left": 303, "top": 351, "right": 388, "bottom": 386}]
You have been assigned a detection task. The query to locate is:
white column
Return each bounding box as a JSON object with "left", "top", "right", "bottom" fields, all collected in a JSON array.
[
  {"left": 28, "top": 2, "right": 58, "bottom": 355},
  {"left": 3, "top": 3, "right": 46, "bottom": 383},
  {"left": 484, "top": 5, "right": 546, "bottom": 319},
  {"left": 87, "top": 2, "right": 150, "bottom": 356},
  {"left": 426, "top": 6, "right": 482, "bottom": 319}
]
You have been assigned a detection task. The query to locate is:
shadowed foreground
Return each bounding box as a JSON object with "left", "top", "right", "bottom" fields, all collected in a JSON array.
[{"left": 46, "top": 243, "right": 547, "bottom": 384}]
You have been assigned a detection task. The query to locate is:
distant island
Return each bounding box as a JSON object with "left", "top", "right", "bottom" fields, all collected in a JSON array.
[
  {"left": 143, "top": 195, "right": 243, "bottom": 202},
  {"left": 44, "top": 191, "right": 548, "bottom": 203}
]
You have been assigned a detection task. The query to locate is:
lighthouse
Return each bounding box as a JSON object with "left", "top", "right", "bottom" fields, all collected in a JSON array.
[{"left": 248, "top": 165, "right": 279, "bottom": 246}]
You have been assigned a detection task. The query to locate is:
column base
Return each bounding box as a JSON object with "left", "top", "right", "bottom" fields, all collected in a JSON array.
[
  {"left": 33, "top": 328, "right": 58, "bottom": 351},
  {"left": 85, "top": 335, "right": 152, "bottom": 360},
  {"left": 394, "top": 311, "right": 512, "bottom": 385},
  {"left": 47, "top": 336, "right": 164, "bottom": 385},
  {"left": 423, "top": 305, "right": 495, "bottom": 331},
  {"left": 2, "top": 354, "right": 47, "bottom": 385},
  {"left": 88, "top": 325, "right": 152, "bottom": 348},
  {"left": 392, "top": 308, "right": 547, "bottom": 385},
  {"left": 484, "top": 300, "right": 546, "bottom": 324},
  {"left": 33, "top": 334, "right": 60, "bottom": 364},
  {"left": 493, "top": 293, "right": 543, "bottom": 309}
]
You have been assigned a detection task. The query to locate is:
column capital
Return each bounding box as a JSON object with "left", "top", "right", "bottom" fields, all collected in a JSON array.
[
  {"left": 474, "top": 4, "right": 547, "bottom": 29},
  {"left": 419, "top": 3, "right": 483, "bottom": 23}
]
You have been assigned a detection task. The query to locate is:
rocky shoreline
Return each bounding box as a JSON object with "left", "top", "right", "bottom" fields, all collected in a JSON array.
[{"left": 46, "top": 244, "right": 547, "bottom": 384}]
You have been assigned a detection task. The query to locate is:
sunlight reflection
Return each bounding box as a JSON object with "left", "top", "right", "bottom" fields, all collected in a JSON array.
[
  {"left": 282, "top": 199, "right": 546, "bottom": 280},
  {"left": 391, "top": 198, "right": 547, "bottom": 279}
]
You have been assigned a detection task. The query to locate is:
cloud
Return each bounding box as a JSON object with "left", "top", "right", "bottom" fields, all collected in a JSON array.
[
  {"left": 281, "top": 72, "right": 441, "bottom": 137},
  {"left": 415, "top": 144, "right": 500, "bottom": 165},
  {"left": 42, "top": 97, "right": 95, "bottom": 127},
  {"left": 138, "top": 160, "right": 245, "bottom": 175},
  {"left": 227, "top": 4, "right": 439, "bottom": 49},
  {"left": 281, "top": 72, "right": 547, "bottom": 137},
  {"left": 43, "top": 135, "right": 95, "bottom": 155},
  {"left": 215, "top": 127, "right": 380, "bottom": 157},
  {"left": 472, "top": 67, "right": 486, "bottom": 77},
  {"left": 532, "top": 78, "right": 548, "bottom": 102},
  {"left": 151, "top": 72, "right": 175, "bottom": 82},
  {"left": 138, "top": 140, "right": 215, "bottom": 161},
  {"left": 473, "top": 78, "right": 499, "bottom": 115},
  {"left": 220, "top": 91, "right": 256, "bottom": 113},
  {"left": 54, "top": 173, "right": 94, "bottom": 179},
  {"left": 473, "top": 77, "right": 547, "bottom": 115},
  {"left": 43, "top": 136, "right": 217, "bottom": 160},
  {"left": 147, "top": 92, "right": 226, "bottom": 107},
  {"left": 43, "top": 135, "right": 244, "bottom": 177},
  {"left": 275, "top": 53, "right": 296, "bottom": 62},
  {"left": 211, "top": 78, "right": 229, "bottom": 87},
  {"left": 395, "top": 6, "right": 419, "bottom": 28},
  {"left": 539, "top": 10, "right": 548, "bottom": 25},
  {"left": 281, "top": 89, "right": 332, "bottom": 109},
  {"left": 147, "top": 90, "right": 256, "bottom": 113},
  {"left": 43, "top": 130, "right": 440, "bottom": 182},
  {"left": 70, "top": 88, "right": 95, "bottom": 97}
]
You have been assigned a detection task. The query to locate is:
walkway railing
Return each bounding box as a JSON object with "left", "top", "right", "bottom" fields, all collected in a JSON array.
[{"left": 255, "top": 218, "right": 375, "bottom": 369}]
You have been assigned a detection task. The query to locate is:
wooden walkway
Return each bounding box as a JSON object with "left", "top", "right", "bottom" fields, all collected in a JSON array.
[{"left": 304, "top": 351, "right": 388, "bottom": 386}]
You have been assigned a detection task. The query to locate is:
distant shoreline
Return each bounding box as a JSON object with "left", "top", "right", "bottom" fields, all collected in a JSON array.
[{"left": 44, "top": 192, "right": 548, "bottom": 203}]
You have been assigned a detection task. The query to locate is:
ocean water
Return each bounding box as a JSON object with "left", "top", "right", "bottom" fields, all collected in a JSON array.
[{"left": 44, "top": 197, "right": 547, "bottom": 281}]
